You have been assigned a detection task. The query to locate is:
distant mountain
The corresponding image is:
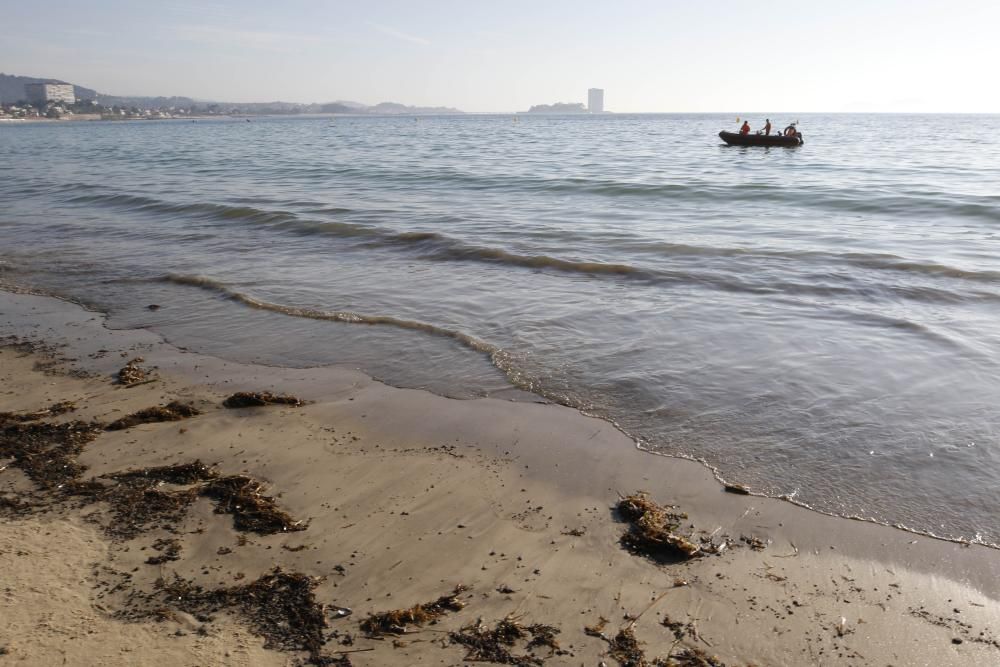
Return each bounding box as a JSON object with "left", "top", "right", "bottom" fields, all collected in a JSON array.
[
  {"left": 0, "top": 72, "right": 462, "bottom": 114},
  {"left": 524, "top": 102, "right": 587, "bottom": 113},
  {"left": 0, "top": 73, "right": 97, "bottom": 103},
  {"left": 97, "top": 95, "right": 200, "bottom": 108},
  {"left": 319, "top": 102, "right": 361, "bottom": 114},
  {"left": 369, "top": 101, "right": 463, "bottom": 115}
]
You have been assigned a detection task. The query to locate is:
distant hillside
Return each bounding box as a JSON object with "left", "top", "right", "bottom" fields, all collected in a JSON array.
[
  {"left": 525, "top": 102, "right": 587, "bottom": 113},
  {"left": 0, "top": 73, "right": 97, "bottom": 103},
  {"left": 0, "top": 72, "right": 462, "bottom": 114},
  {"left": 369, "top": 101, "right": 463, "bottom": 115},
  {"left": 97, "top": 94, "right": 200, "bottom": 108}
]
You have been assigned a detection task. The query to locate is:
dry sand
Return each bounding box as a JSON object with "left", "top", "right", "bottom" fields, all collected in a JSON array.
[{"left": 1, "top": 289, "right": 999, "bottom": 666}]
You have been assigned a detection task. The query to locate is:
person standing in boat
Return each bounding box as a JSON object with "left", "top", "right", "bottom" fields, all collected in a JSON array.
[
  {"left": 740, "top": 120, "right": 751, "bottom": 135},
  {"left": 763, "top": 118, "right": 772, "bottom": 135}
]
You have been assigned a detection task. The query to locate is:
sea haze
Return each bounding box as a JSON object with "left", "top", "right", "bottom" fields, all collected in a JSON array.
[{"left": 2, "top": 113, "right": 999, "bottom": 545}]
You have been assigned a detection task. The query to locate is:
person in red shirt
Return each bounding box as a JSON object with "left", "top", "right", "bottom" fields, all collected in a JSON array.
[{"left": 740, "top": 121, "right": 751, "bottom": 135}]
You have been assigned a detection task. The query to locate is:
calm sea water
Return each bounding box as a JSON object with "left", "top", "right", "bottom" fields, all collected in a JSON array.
[{"left": 2, "top": 113, "right": 1000, "bottom": 545}]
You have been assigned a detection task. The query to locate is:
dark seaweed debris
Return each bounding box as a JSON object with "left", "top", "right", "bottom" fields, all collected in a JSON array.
[
  {"left": 591, "top": 623, "right": 728, "bottom": 667},
  {"left": 449, "top": 617, "right": 564, "bottom": 666},
  {"left": 360, "top": 585, "right": 468, "bottom": 636},
  {"left": 201, "top": 475, "right": 307, "bottom": 534},
  {"left": 0, "top": 401, "right": 77, "bottom": 426},
  {"left": 146, "top": 537, "right": 182, "bottom": 565},
  {"left": 666, "top": 648, "right": 728, "bottom": 666},
  {"left": 105, "top": 401, "right": 200, "bottom": 431},
  {"left": 617, "top": 493, "right": 701, "bottom": 561},
  {"left": 109, "top": 460, "right": 219, "bottom": 486},
  {"left": 223, "top": 392, "right": 303, "bottom": 409},
  {"left": 153, "top": 568, "right": 340, "bottom": 665},
  {"left": 117, "top": 358, "right": 150, "bottom": 385},
  {"left": 102, "top": 483, "right": 200, "bottom": 539},
  {"left": 102, "top": 463, "right": 304, "bottom": 537},
  {"left": 606, "top": 627, "right": 652, "bottom": 667},
  {"left": 0, "top": 420, "right": 104, "bottom": 490}
]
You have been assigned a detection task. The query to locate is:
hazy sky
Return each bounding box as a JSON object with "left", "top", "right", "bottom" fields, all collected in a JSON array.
[{"left": 2, "top": 0, "right": 996, "bottom": 112}]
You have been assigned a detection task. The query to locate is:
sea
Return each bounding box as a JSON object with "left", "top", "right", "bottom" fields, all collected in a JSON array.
[{"left": 2, "top": 113, "right": 999, "bottom": 546}]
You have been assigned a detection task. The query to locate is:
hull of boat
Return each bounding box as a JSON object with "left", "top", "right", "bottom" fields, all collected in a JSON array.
[{"left": 719, "top": 131, "right": 802, "bottom": 147}]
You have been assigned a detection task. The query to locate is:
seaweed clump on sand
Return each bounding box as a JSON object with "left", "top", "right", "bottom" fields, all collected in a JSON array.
[
  {"left": 109, "top": 460, "right": 219, "bottom": 486},
  {"left": 96, "top": 461, "right": 216, "bottom": 538},
  {"left": 223, "top": 392, "right": 304, "bottom": 409},
  {"left": 449, "top": 617, "right": 565, "bottom": 666},
  {"left": 587, "top": 623, "right": 727, "bottom": 667},
  {"left": 105, "top": 401, "right": 200, "bottom": 431},
  {"left": 360, "top": 585, "right": 469, "bottom": 636},
  {"left": 145, "top": 537, "right": 182, "bottom": 564},
  {"left": 200, "top": 474, "right": 307, "bottom": 535},
  {"left": 101, "top": 481, "right": 201, "bottom": 539},
  {"left": 0, "top": 420, "right": 104, "bottom": 491},
  {"left": 100, "top": 462, "right": 305, "bottom": 537},
  {"left": 0, "top": 401, "right": 77, "bottom": 426},
  {"left": 152, "top": 568, "right": 346, "bottom": 665},
  {"left": 116, "top": 358, "right": 151, "bottom": 386},
  {"left": 617, "top": 493, "right": 701, "bottom": 561}
]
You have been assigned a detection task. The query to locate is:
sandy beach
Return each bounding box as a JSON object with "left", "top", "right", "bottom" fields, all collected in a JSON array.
[{"left": 1, "top": 288, "right": 999, "bottom": 666}]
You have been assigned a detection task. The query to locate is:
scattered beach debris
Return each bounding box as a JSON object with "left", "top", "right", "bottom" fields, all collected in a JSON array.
[
  {"left": 200, "top": 474, "right": 307, "bottom": 534},
  {"left": 907, "top": 606, "right": 1000, "bottom": 649},
  {"left": 0, "top": 420, "right": 104, "bottom": 490},
  {"left": 449, "top": 616, "right": 564, "bottom": 665},
  {"left": 105, "top": 401, "right": 200, "bottom": 431},
  {"left": 585, "top": 617, "right": 610, "bottom": 639},
  {"left": 102, "top": 464, "right": 304, "bottom": 537},
  {"left": 739, "top": 535, "right": 768, "bottom": 552},
  {"left": 589, "top": 621, "right": 727, "bottom": 667},
  {"left": 109, "top": 460, "right": 219, "bottom": 486},
  {"left": 116, "top": 357, "right": 151, "bottom": 385},
  {"left": 151, "top": 567, "right": 342, "bottom": 665},
  {"left": 617, "top": 493, "right": 701, "bottom": 561},
  {"left": 723, "top": 483, "right": 750, "bottom": 495},
  {"left": 0, "top": 400, "right": 77, "bottom": 426},
  {"left": 665, "top": 648, "right": 728, "bottom": 666},
  {"left": 146, "top": 537, "right": 182, "bottom": 565},
  {"left": 102, "top": 482, "right": 200, "bottom": 539},
  {"left": 605, "top": 626, "right": 648, "bottom": 666},
  {"left": 661, "top": 614, "right": 696, "bottom": 642},
  {"left": 223, "top": 392, "right": 304, "bottom": 409},
  {"left": 561, "top": 527, "right": 587, "bottom": 537},
  {"left": 360, "top": 585, "right": 469, "bottom": 636}
]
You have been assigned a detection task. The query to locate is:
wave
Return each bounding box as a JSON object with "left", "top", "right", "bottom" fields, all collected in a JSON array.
[
  {"left": 64, "top": 192, "right": 300, "bottom": 226},
  {"left": 68, "top": 188, "right": 1000, "bottom": 282},
  {"left": 158, "top": 274, "right": 502, "bottom": 357},
  {"left": 64, "top": 191, "right": 1000, "bottom": 303},
  {"left": 263, "top": 164, "right": 1000, "bottom": 222}
]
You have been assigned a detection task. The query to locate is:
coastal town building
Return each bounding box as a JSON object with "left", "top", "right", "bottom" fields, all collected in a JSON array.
[
  {"left": 588, "top": 88, "right": 604, "bottom": 113},
  {"left": 25, "top": 82, "right": 75, "bottom": 105}
]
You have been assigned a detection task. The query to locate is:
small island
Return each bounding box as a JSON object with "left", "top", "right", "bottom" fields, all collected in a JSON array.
[{"left": 522, "top": 102, "right": 588, "bottom": 113}]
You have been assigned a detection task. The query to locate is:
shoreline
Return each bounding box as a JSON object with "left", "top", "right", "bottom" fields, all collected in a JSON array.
[
  {"left": 2, "top": 288, "right": 999, "bottom": 665},
  {"left": 6, "top": 278, "right": 995, "bottom": 552}
]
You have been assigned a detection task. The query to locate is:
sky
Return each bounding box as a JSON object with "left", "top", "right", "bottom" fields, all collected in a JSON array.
[{"left": 1, "top": 0, "right": 996, "bottom": 112}]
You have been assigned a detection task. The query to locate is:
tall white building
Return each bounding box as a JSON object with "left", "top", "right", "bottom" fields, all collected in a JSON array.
[
  {"left": 25, "top": 83, "right": 76, "bottom": 106},
  {"left": 588, "top": 88, "right": 604, "bottom": 113}
]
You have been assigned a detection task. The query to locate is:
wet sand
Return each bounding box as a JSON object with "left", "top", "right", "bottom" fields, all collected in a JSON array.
[{"left": 1, "top": 288, "right": 999, "bottom": 666}]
